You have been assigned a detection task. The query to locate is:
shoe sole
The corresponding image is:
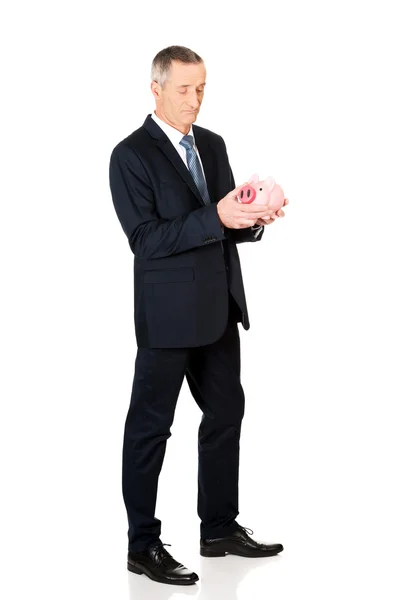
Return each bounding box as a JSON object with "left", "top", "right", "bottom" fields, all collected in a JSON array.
[
  {"left": 127, "top": 561, "right": 199, "bottom": 585},
  {"left": 200, "top": 546, "right": 283, "bottom": 558}
]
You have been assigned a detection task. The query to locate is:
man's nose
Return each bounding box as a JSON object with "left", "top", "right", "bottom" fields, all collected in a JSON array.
[{"left": 187, "top": 92, "right": 200, "bottom": 109}]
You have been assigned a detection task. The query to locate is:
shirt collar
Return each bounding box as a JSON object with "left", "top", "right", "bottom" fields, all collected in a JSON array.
[{"left": 151, "top": 111, "right": 195, "bottom": 146}]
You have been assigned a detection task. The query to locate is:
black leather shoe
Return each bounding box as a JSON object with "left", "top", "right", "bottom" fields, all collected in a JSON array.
[
  {"left": 200, "top": 525, "right": 284, "bottom": 558},
  {"left": 127, "top": 542, "right": 199, "bottom": 585}
]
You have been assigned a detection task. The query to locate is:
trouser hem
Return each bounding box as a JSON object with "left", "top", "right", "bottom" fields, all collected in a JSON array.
[{"left": 200, "top": 519, "right": 239, "bottom": 540}]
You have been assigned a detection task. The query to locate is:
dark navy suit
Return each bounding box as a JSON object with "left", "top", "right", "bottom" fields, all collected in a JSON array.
[{"left": 109, "top": 114, "right": 264, "bottom": 551}]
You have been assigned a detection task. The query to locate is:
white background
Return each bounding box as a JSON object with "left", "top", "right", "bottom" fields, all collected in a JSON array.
[{"left": 1, "top": 1, "right": 400, "bottom": 598}]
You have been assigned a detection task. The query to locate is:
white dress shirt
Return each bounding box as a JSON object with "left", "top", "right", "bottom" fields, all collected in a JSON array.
[
  {"left": 151, "top": 111, "right": 206, "bottom": 177},
  {"left": 151, "top": 111, "right": 262, "bottom": 236}
]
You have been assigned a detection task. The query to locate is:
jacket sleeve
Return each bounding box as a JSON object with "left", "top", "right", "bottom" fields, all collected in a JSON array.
[
  {"left": 221, "top": 142, "right": 265, "bottom": 245},
  {"left": 109, "top": 143, "right": 226, "bottom": 259}
]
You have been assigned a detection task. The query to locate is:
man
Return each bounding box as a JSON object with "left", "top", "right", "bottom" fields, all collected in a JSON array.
[{"left": 109, "top": 45, "right": 288, "bottom": 586}]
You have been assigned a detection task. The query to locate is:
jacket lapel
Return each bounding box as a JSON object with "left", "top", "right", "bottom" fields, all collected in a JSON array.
[
  {"left": 194, "top": 126, "right": 218, "bottom": 206},
  {"left": 143, "top": 114, "right": 218, "bottom": 208}
]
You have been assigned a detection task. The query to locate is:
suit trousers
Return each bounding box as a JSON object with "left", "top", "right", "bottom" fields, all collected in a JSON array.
[{"left": 122, "top": 292, "right": 245, "bottom": 552}]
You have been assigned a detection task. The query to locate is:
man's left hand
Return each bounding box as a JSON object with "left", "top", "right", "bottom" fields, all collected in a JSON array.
[{"left": 254, "top": 197, "right": 289, "bottom": 226}]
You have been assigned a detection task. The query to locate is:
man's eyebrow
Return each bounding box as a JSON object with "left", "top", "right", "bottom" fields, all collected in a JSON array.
[{"left": 177, "top": 83, "right": 206, "bottom": 88}]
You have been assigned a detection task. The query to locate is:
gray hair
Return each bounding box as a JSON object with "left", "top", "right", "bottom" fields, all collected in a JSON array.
[{"left": 151, "top": 45, "right": 203, "bottom": 88}]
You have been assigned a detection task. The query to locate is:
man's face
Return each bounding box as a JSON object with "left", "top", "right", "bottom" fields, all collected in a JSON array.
[{"left": 152, "top": 60, "right": 206, "bottom": 133}]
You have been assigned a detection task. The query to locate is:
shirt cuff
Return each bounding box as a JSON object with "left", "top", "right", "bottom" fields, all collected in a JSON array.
[{"left": 251, "top": 224, "right": 263, "bottom": 238}]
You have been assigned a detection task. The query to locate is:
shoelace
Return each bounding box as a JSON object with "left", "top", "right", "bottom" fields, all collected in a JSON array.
[
  {"left": 155, "top": 543, "right": 171, "bottom": 547},
  {"left": 151, "top": 543, "right": 177, "bottom": 567},
  {"left": 238, "top": 525, "right": 254, "bottom": 536}
]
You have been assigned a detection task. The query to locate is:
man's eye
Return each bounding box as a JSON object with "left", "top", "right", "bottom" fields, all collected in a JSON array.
[{"left": 178, "top": 90, "right": 204, "bottom": 93}]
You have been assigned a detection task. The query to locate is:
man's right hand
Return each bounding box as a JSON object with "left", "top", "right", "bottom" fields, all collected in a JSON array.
[{"left": 217, "top": 184, "right": 275, "bottom": 229}]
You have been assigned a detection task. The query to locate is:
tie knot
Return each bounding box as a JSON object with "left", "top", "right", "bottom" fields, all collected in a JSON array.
[{"left": 179, "top": 135, "right": 194, "bottom": 150}]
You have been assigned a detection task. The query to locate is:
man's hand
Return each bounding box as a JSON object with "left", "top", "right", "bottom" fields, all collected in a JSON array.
[
  {"left": 217, "top": 184, "right": 278, "bottom": 229},
  {"left": 254, "top": 197, "right": 289, "bottom": 226}
]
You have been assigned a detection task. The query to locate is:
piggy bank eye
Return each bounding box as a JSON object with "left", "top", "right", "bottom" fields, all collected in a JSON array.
[{"left": 259, "top": 187, "right": 263, "bottom": 191}]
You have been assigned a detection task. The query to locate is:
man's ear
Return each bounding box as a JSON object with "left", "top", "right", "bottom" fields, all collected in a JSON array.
[{"left": 150, "top": 80, "right": 161, "bottom": 100}]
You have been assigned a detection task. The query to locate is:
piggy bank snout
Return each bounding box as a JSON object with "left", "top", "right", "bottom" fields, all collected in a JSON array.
[{"left": 238, "top": 184, "right": 257, "bottom": 204}]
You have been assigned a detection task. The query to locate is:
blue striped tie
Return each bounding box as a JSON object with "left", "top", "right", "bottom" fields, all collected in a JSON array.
[
  {"left": 180, "top": 134, "right": 225, "bottom": 256},
  {"left": 179, "top": 135, "right": 211, "bottom": 205}
]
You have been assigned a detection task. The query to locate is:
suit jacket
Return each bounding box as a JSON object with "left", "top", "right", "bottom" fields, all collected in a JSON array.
[{"left": 109, "top": 114, "right": 265, "bottom": 348}]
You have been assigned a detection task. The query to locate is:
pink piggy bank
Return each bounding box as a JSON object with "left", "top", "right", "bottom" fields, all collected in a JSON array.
[{"left": 237, "top": 174, "right": 285, "bottom": 213}]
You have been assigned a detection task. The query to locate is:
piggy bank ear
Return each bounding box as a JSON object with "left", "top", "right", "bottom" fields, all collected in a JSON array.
[
  {"left": 265, "top": 176, "right": 275, "bottom": 190},
  {"left": 248, "top": 173, "right": 259, "bottom": 184}
]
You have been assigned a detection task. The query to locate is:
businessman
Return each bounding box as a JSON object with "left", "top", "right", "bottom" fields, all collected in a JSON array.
[{"left": 109, "top": 45, "right": 288, "bottom": 586}]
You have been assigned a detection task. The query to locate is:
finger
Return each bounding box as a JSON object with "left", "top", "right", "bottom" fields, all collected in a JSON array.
[
  {"left": 238, "top": 204, "right": 274, "bottom": 214},
  {"left": 240, "top": 219, "right": 261, "bottom": 228}
]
